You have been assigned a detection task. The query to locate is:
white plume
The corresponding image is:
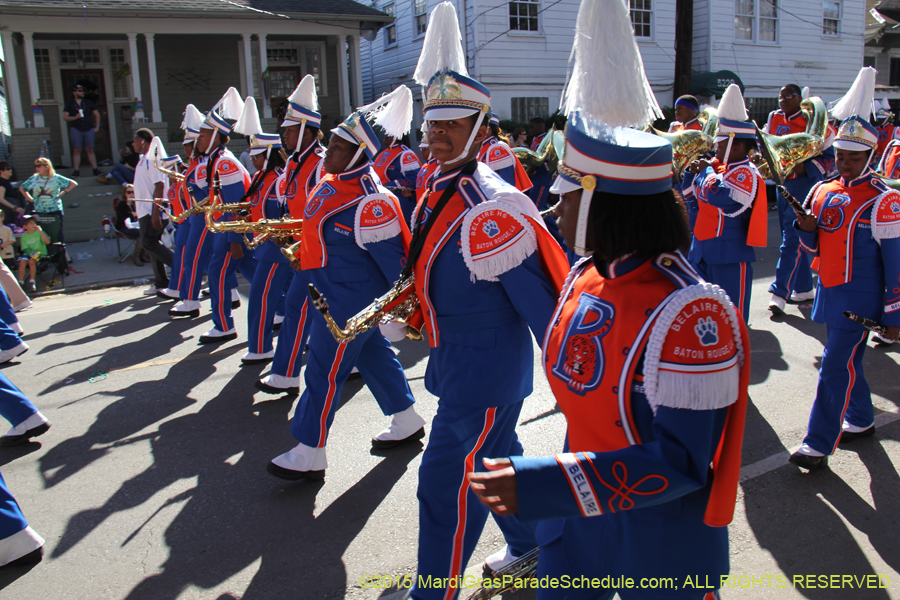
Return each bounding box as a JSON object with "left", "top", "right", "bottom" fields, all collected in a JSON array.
[
  {"left": 882, "top": 97, "right": 891, "bottom": 111},
  {"left": 211, "top": 86, "right": 245, "bottom": 121},
  {"left": 359, "top": 85, "right": 414, "bottom": 139},
  {"left": 716, "top": 84, "right": 748, "bottom": 121},
  {"left": 801, "top": 86, "right": 810, "bottom": 100},
  {"left": 560, "top": 0, "right": 661, "bottom": 128},
  {"left": 830, "top": 67, "right": 877, "bottom": 121},
  {"left": 287, "top": 74, "right": 319, "bottom": 111},
  {"left": 147, "top": 136, "right": 166, "bottom": 165},
  {"left": 180, "top": 104, "right": 204, "bottom": 131},
  {"left": 233, "top": 97, "right": 262, "bottom": 136},
  {"left": 873, "top": 99, "right": 882, "bottom": 115},
  {"left": 413, "top": 1, "right": 468, "bottom": 85}
]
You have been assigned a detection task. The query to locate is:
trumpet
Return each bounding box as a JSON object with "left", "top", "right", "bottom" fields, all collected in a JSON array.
[
  {"left": 308, "top": 277, "right": 424, "bottom": 344},
  {"left": 281, "top": 239, "right": 302, "bottom": 263},
  {"left": 154, "top": 160, "right": 185, "bottom": 182}
]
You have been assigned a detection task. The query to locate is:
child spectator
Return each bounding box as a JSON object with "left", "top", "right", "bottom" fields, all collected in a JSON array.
[
  {"left": 17, "top": 216, "right": 49, "bottom": 293},
  {"left": 0, "top": 210, "right": 15, "bottom": 272}
]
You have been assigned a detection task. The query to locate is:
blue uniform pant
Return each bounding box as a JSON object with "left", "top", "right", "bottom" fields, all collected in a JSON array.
[
  {"left": 0, "top": 287, "right": 18, "bottom": 328},
  {"left": 0, "top": 319, "right": 21, "bottom": 352},
  {"left": 769, "top": 190, "right": 813, "bottom": 299},
  {"left": 691, "top": 259, "right": 753, "bottom": 323},
  {"left": 178, "top": 214, "right": 213, "bottom": 302},
  {"left": 289, "top": 316, "right": 414, "bottom": 446},
  {"left": 0, "top": 372, "right": 37, "bottom": 429},
  {"left": 207, "top": 235, "right": 257, "bottom": 333},
  {"left": 271, "top": 271, "right": 312, "bottom": 380},
  {"left": 803, "top": 327, "right": 871, "bottom": 455},
  {"left": 536, "top": 537, "right": 722, "bottom": 599},
  {"left": 411, "top": 401, "right": 537, "bottom": 600},
  {"left": 169, "top": 219, "right": 191, "bottom": 293},
  {"left": 248, "top": 260, "right": 293, "bottom": 354},
  {"left": 0, "top": 471, "right": 29, "bottom": 545}
]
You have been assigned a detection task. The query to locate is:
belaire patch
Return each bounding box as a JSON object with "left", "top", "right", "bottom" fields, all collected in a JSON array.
[
  {"left": 660, "top": 298, "right": 737, "bottom": 373},
  {"left": 724, "top": 166, "right": 755, "bottom": 196},
  {"left": 305, "top": 182, "right": 336, "bottom": 217},
  {"left": 877, "top": 192, "right": 900, "bottom": 223},
  {"left": 359, "top": 196, "right": 397, "bottom": 228},
  {"left": 402, "top": 152, "right": 419, "bottom": 165},
  {"left": 468, "top": 209, "right": 526, "bottom": 259}
]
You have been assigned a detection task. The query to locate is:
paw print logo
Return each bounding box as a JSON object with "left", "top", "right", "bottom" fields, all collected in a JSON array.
[
  {"left": 737, "top": 173, "right": 746, "bottom": 182},
  {"left": 372, "top": 205, "right": 384, "bottom": 218},
  {"left": 694, "top": 316, "right": 719, "bottom": 347},
  {"left": 482, "top": 219, "right": 501, "bottom": 238},
  {"left": 891, "top": 201, "right": 900, "bottom": 214}
]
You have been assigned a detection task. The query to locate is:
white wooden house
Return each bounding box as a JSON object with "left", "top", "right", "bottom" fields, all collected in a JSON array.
[
  {"left": 362, "top": 0, "right": 867, "bottom": 140},
  {"left": 0, "top": 0, "right": 391, "bottom": 169}
]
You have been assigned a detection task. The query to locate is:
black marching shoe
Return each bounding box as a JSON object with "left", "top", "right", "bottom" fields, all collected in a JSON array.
[
  {"left": 254, "top": 380, "right": 299, "bottom": 395},
  {"left": 840, "top": 425, "right": 876, "bottom": 444},
  {"left": 266, "top": 462, "right": 325, "bottom": 481},
  {"left": 0, "top": 422, "right": 50, "bottom": 447},
  {"left": 371, "top": 426, "right": 426, "bottom": 450},
  {"left": 1, "top": 546, "right": 43, "bottom": 569},
  {"left": 789, "top": 452, "right": 828, "bottom": 471}
]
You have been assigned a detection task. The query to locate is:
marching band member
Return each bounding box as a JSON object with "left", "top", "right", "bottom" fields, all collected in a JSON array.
[
  {"left": 231, "top": 98, "right": 291, "bottom": 364},
  {"left": 405, "top": 4, "right": 568, "bottom": 596},
  {"left": 469, "top": 2, "right": 749, "bottom": 596},
  {"left": 194, "top": 88, "right": 256, "bottom": 344},
  {"left": 267, "top": 85, "right": 426, "bottom": 480},
  {"left": 668, "top": 94, "right": 703, "bottom": 133},
  {"left": 372, "top": 133, "right": 421, "bottom": 224},
  {"left": 415, "top": 124, "right": 439, "bottom": 205},
  {"left": 257, "top": 75, "right": 325, "bottom": 395},
  {"left": 477, "top": 111, "right": 532, "bottom": 192},
  {"left": 790, "top": 67, "right": 900, "bottom": 470},
  {"left": 157, "top": 155, "right": 188, "bottom": 302},
  {"left": 683, "top": 84, "right": 768, "bottom": 321},
  {"left": 764, "top": 83, "right": 830, "bottom": 315},
  {"left": 170, "top": 104, "right": 211, "bottom": 319},
  {"left": 873, "top": 99, "right": 898, "bottom": 166}
]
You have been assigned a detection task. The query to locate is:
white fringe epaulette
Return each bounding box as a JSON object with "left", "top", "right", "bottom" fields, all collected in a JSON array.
[
  {"left": 354, "top": 193, "right": 403, "bottom": 249},
  {"left": 461, "top": 200, "right": 537, "bottom": 282},
  {"left": 872, "top": 190, "right": 900, "bottom": 244},
  {"left": 720, "top": 164, "right": 758, "bottom": 217},
  {"left": 642, "top": 283, "right": 744, "bottom": 416}
]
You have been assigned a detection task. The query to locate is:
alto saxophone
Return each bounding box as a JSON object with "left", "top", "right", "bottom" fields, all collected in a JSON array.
[{"left": 308, "top": 277, "right": 425, "bottom": 344}]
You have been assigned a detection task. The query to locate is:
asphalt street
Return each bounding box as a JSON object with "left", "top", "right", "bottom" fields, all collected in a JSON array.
[{"left": 0, "top": 229, "right": 898, "bottom": 600}]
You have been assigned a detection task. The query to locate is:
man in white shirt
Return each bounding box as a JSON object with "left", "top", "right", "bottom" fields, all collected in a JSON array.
[{"left": 132, "top": 128, "right": 174, "bottom": 298}]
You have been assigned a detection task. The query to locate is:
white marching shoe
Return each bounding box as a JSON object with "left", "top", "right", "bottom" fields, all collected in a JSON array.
[
  {"left": 789, "top": 289, "right": 815, "bottom": 303},
  {"left": 371, "top": 405, "right": 426, "bottom": 449},
  {"left": 198, "top": 327, "right": 237, "bottom": 344},
  {"left": 255, "top": 373, "right": 300, "bottom": 395},
  {"left": 241, "top": 350, "right": 275, "bottom": 365},
  {"left": 768, "top": 294, "right": 786, "bottom": 316},
  {"left": 267, "top": 442, "right": 327, "bottom": 481},
  {"left": 0, "top": 342, "right": 28, "bottom": 364},
  {"left": 169, "top": 299, "right": 201, "bottom": 318}
]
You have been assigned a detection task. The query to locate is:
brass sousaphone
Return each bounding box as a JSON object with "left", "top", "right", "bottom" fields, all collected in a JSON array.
[
  {"left": 644, "top": 107, "right": 718, "bottom": 180},
  {"left": 752, "top": 96, "right": 828, "bottom": 183}
]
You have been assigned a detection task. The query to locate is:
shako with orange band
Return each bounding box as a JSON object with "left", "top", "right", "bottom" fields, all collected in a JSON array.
[
  {"left": 266, "top": 84, "right": 426, "bottom": 483},
  {"left": 401, "top": 2, "right": 569, "bottom": 597},
  {"left": 483, "top": 0, "right": 750, "bottom": 596},
  {"left": 257, "top": 74, "right": 326, "bottom": 395},
  {"left": 790, "top": 81, "right": 900, "bottom": 469}
]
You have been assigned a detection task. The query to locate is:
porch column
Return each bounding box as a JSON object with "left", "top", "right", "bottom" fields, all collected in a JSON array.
[
  {"left": 258, "top": 34, "right": 271, "bottom": 118},
  {"left": 241, "top": 33, "right": 254, "bottom": 99},
  {"left": 126, "top": 33, "right": 145, "bottom": 119},
  {"left": 348, "top": 35, "right": 363, "bottom": 109},
  {"left": 145, "top": 34, "right": 162, "bottom": 122},
  {"left": 21, "top": 32, "right": 44, "bottom": 128},
  {"left": 337, "top": 35, "right": 351, "bottom": 116},
  {"left": 0, "top": 31, "right": 25, "bottom": 129}
]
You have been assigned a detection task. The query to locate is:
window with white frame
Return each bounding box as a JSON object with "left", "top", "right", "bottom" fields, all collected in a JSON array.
[
  {"left": 59, "top": 48, "right": 101, "bottom": 65},
  {"left": 734, "top": 0, "right": 778, "bottom": 43},
  {"left": 511, "top": 97, "right": 548, "bottom": 122},
  {"left": 414, "top": 0, "right": 428, "bottom": 37},
  {"left": 384, "top": 3, "right": 397, "bottom": 47},
  {"left": 630, "top": 0, "right": 652, "bottom": 38},
  {"left": 109, "top": 48, "right": 129, "bottom": 99},
  {"left": 509, "top": 0, "right": 539, "bottom": 32},
  {"left": 33, "top": 48, "right": 54, "bottom": 100},
  {"left": 823, "top": 1, "right": 841, "bottom": 36}
]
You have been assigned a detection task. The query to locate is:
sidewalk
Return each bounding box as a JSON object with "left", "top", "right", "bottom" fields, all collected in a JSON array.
[{"left": 33, "top": 236, "right": 155, "bottom": 296}]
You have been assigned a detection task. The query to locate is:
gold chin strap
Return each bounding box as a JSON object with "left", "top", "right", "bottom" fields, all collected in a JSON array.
[{"left": 574, "top": 174, "right": 596, "bottom": 257}]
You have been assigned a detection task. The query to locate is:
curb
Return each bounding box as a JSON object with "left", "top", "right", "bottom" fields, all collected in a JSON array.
[{"left": 32, "top": 277, "right": 150, "bottom": 298}]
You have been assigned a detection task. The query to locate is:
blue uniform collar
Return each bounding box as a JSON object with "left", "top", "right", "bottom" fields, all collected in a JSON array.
[
  {"left": 840, "top": 167, "right": 874, "bottom": 188},
  {"left": 430, "top": 160, "right": 477, "bottom": 192},
  {"left": 292, "top": 141, "right": 321, "bottom": 168},
  {"left": 337, "top": 161, "right": 371, "bottom": 181},
  {"left": 595, "top": 253, "right": 648, "bottom": 279}
]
